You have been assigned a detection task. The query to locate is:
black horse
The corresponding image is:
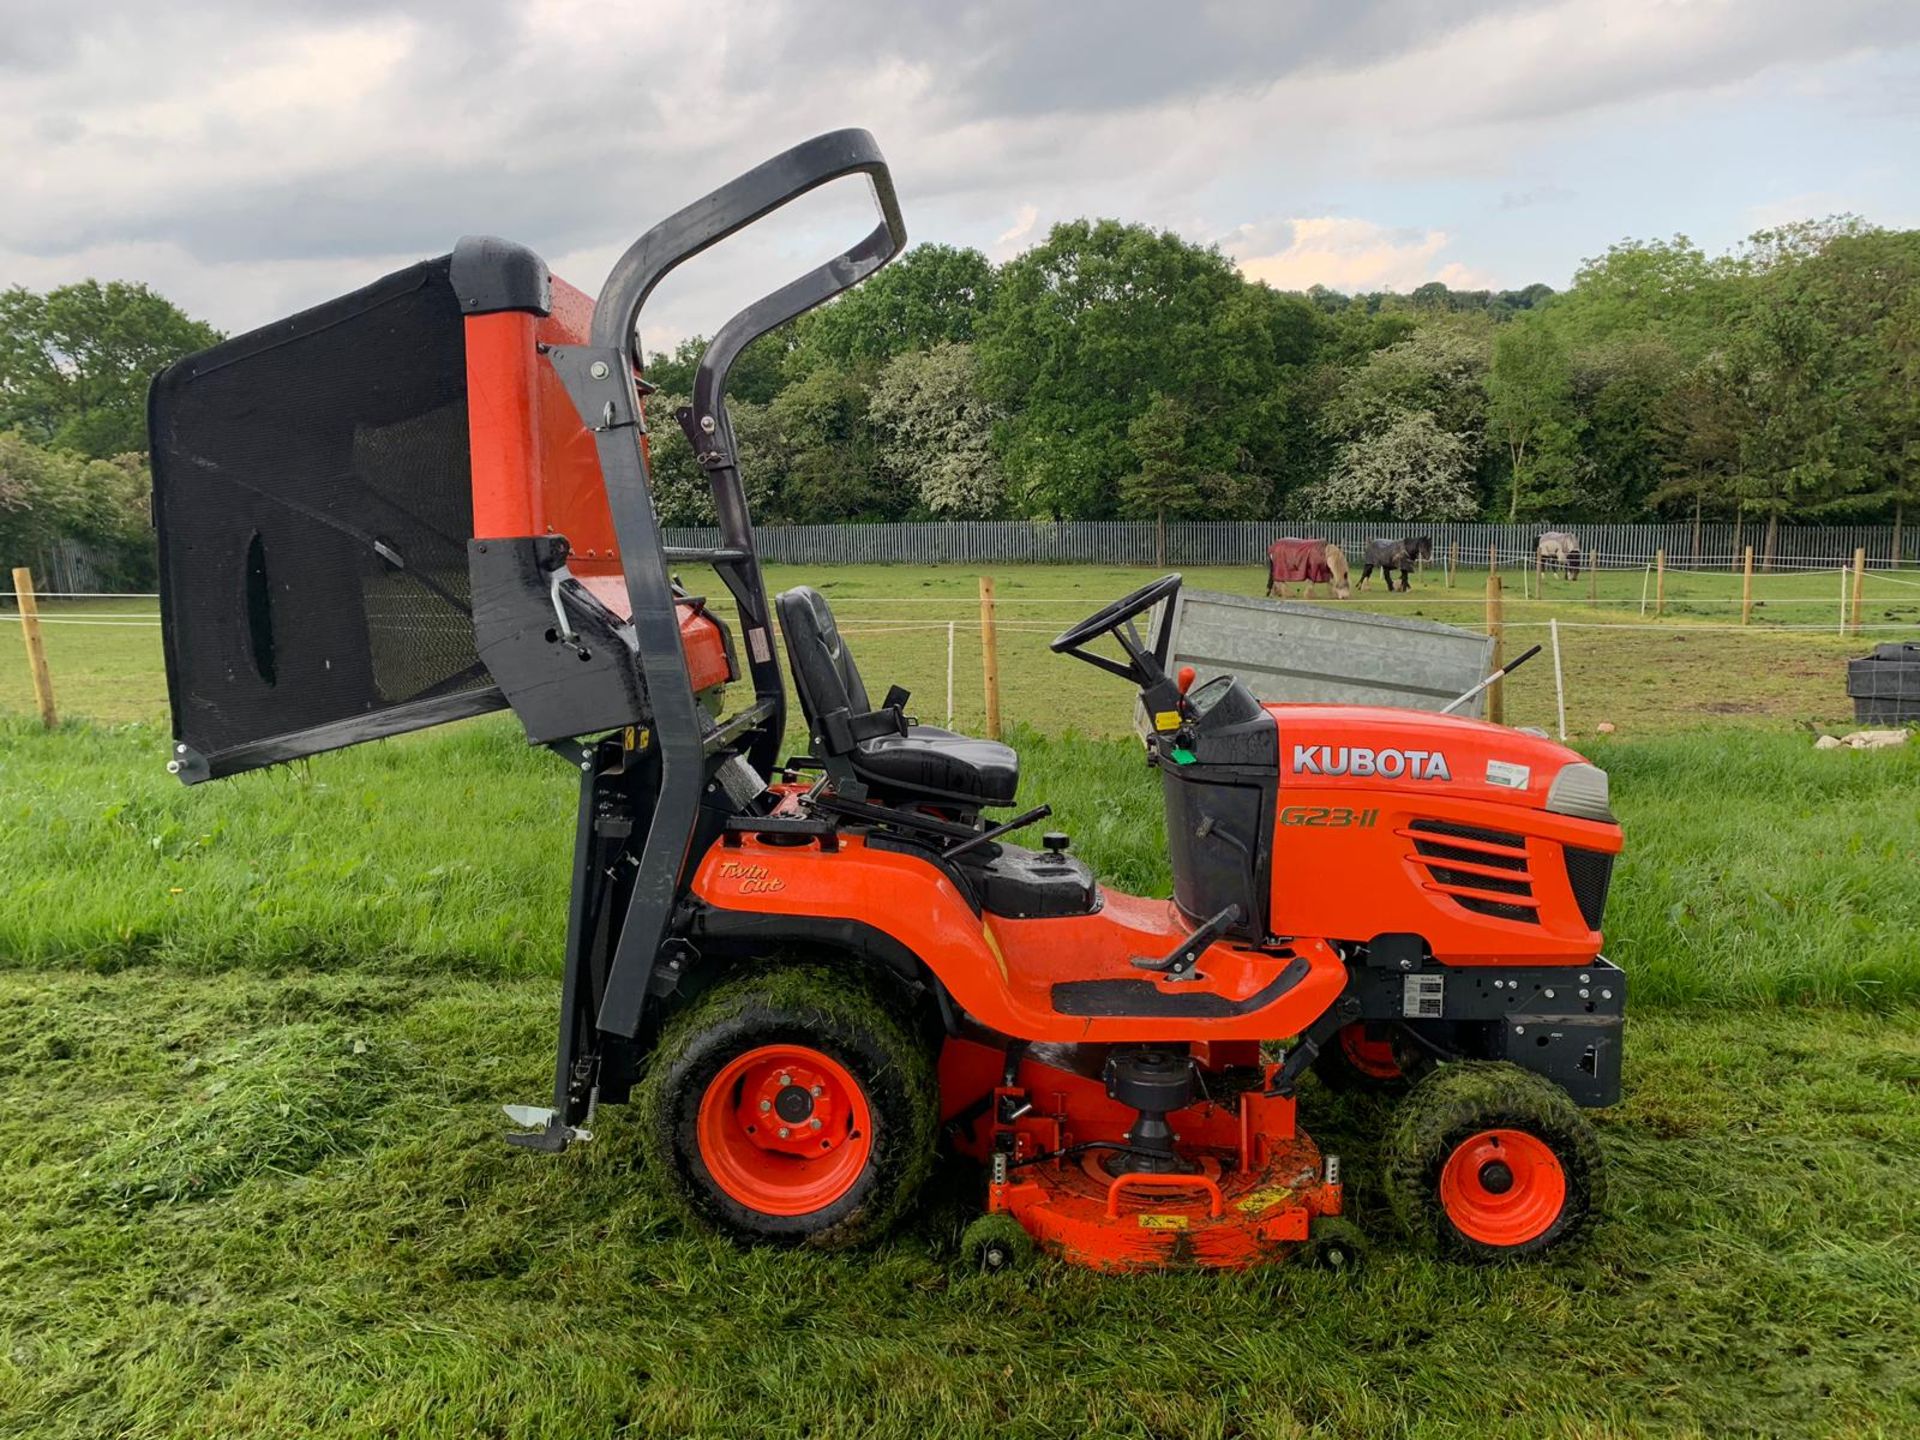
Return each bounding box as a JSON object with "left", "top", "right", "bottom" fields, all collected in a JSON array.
[{"left": 1358, "top": 536, "right": 1433, "bottom": 592}]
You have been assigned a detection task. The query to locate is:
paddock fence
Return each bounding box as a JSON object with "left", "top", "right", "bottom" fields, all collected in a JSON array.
[{"left": 661, "top": 521, "right": 1916, "bottom": 571}]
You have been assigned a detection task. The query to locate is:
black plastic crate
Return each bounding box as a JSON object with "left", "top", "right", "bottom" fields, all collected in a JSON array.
[{"left": 1847, "top": 642, "right": 1920, "bottom": 723}]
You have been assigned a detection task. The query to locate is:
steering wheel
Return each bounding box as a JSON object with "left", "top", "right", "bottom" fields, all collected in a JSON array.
[{"left": 1050, "top": 573, "right": 1183, "bottom": 655}]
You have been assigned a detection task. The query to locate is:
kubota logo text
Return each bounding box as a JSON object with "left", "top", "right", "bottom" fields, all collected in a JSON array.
[{"left": 1291, "top": 744, "right": 1452, "bottom": 781}]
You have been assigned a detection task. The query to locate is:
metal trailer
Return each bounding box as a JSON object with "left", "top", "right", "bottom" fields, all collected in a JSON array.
[{"left": 1155, "top": 588, "right": 1498, "bottom": 718}]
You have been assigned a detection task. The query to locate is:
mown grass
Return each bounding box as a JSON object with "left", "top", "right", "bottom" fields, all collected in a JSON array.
[
  {"left": 0, "top": 967, "right": 1913, "bottom": 1438},
  {"left": 3, "top": 566, "right": 1919, "bottom": 1435}
]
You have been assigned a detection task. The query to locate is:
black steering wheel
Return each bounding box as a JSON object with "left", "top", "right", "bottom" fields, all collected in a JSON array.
[{"left": 1050, "top": 572, "right": 1183, "bottom": 657}]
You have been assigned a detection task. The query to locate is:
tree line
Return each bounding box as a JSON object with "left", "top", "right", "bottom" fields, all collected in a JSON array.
[{"left": 4, "top": 216, "right": 1916, "bottom": 586}]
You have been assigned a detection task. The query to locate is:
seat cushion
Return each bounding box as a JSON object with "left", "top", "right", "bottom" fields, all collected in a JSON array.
[{"left": 852, "top": 725, "right": 1019, "bottom": 807}]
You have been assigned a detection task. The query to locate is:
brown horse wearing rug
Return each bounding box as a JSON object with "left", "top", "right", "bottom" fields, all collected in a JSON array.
[{"left": 1265, "top": 538, "right": 1352, "bottom": 599}]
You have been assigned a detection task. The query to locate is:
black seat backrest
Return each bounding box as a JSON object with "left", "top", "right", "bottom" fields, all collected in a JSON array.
[{"left": 776, "top": 586, "right": 869, "bottom": 748}]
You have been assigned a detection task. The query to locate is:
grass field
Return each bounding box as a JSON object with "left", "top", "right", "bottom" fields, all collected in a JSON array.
[
  {"left": 7, "top": 561, "right": 1920, "bottom": 739},
  {"left": 2, "top": 564, "right": 1918, "bottom": 1437}
]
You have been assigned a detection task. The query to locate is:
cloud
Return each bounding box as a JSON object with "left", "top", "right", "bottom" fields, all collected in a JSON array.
[
  {"left": 0, "top": 0, "right": 1914, "bottom": 342},
  {"left": 994, "top": 204, "right": 1039, "bottom": 254},
  {"left": 1224, "top": 217, "right": 1496, "bottom": 294}
]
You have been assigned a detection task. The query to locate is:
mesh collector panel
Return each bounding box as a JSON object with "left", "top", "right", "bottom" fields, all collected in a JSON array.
[{"left": 151, "top": 257, "right": 503, "bottom": 780}]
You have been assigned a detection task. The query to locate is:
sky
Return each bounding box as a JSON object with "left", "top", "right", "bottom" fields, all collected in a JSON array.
[{"left": 3, "top": 0, "right": 1918, "bottom": 350}]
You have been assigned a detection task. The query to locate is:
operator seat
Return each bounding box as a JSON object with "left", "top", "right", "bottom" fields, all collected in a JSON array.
[{"left": 775, "top": 585, "right": 1018, "bottom": 808}]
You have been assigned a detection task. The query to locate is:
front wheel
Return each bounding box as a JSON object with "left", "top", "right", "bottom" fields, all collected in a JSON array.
[
  {"left": 637, "top": 967, "right": 939, "bottom": 1249},
  {"left": 1383, "top": 1061, "right": 1604, "bottom": 1263}
]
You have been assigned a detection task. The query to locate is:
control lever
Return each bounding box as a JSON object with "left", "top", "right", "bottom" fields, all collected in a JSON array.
[
  {"left": 1131, "top": 904, "right": 1241, "bottom": 980},
  {"left": 942, "top": 804, "right": 1053, "bottom": 861},
  {"left": 1441, "top": 644, "right": 1542, "bottom": 715}
]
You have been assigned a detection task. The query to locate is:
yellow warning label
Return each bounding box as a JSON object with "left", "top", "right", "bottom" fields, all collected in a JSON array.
[
  {"left": 1240, "top": 1186, "right": 1296, "bottom": 1213},
  {"left": 1139, "top": 1214, "right": 1189, "bottom": 1230},
  {"left": 1154, "top": 710, "right": 1182, "bottom": 731}
]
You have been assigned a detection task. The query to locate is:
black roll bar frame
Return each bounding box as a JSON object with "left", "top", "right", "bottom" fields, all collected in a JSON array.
[{"left": 542, "top": 128, "right": 907, "bottom": 1073}]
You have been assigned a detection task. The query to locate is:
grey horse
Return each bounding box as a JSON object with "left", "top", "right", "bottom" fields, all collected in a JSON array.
[
  {"left": 1357, "top": 536, "right": 1433, "bottom": 592},
  {"left": 1537, "top": 531, "right": 1582, "bottom": 579}
]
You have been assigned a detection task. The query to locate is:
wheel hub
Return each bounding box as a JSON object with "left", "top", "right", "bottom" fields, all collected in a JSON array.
[
  {"left": 1438, "top": 1129, "right": 1567, "bottom": 1247},
  {"left": 695, "top": 1044, "right": 871, "bottom": 1216}
]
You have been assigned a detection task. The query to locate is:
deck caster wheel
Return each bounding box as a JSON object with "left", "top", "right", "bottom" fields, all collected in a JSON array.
[
  {"left": 1384, "top": 1061, "right": 1604, "bottom": 1264},
  {"left": 637, "top": 967, "right": 938, "bottom": 1250},
  {"left": 1299, "top": 1216, "right": 1367, "bottom": 1273},
  {"left": 961, "top": 1213, "right": 1034, "bottom": 1274}
]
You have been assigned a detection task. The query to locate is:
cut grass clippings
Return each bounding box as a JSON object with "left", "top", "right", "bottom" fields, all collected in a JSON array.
[{"left": 0, "top": 968, "right": 1912, "bottom": 1437}]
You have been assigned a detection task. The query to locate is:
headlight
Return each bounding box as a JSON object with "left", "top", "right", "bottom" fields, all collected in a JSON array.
[{"left": 1546, "top": 762, "right": 1614, "bottom": 823}]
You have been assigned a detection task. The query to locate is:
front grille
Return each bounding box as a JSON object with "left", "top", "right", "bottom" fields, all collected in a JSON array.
[
  {"left": 1565, "top": 848, "right": 1615, "bottom": 930},
  {"left": 1406, "top": 819, "right": 1539, "bottom": 925},
  {"left": 1453, "top": 896, "right": 1540, "bottom": 923}
]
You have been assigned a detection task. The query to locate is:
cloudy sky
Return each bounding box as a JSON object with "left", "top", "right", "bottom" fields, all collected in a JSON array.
[{"left": 4, "top": 0, "right": 1917, "bottom": 348}]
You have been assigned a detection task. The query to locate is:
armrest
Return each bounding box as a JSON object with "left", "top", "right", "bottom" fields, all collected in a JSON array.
[{"left": 821, "top": 704, "right": 910, "bottom": 754}]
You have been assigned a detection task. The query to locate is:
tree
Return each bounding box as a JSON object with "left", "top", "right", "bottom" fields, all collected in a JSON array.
[
  {"left": 1576, "top": 338, "right": 1682, "bottom": 521},
  {"left": 1320, "top": 320, "right": 1490, "bottom": 443},
  {"left": 976, "top": 220, "right": 1278, "bottom": 519},
  {"left": 1306, "top": 410, "right": 1479, "bottom": 520},
  {"left": 764, "top": 364, "right": 900, "bottom": 522},
  {"left": 1487, "top": 316, "right": 1578, "bottom": 520},
  {"left": 0, "top": 281, "right": 220, "bottom": 457},
  {"left": 1649, "top": 355, "right": 1744, "bottom": 559},
  {"left": 640, "top": 395, "right": 782, "bottom": 528},
  {"left": 1551, "top": 236, "right": 1736, "bottom": 359},
  {"left": 0, "top": 433, "right": 154, "bottom": 584},
  {"left": 867, "top": 343, "right": 1005, "bottom": 518},
  {"left": 788, "top": 244, "right": 996, "bottom": 371},
  {"left": 1723, "top": 298, "right": 1859, "bottom": 566},
  {"left": 1118, "top": 392, "right": 1266, "bottom": 556},
  {"left": 640, "top": 331, "right": 791, "bottom": 405}
]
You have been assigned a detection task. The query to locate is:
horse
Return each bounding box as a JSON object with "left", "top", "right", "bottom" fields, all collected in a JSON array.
[
  {"left": 1357, "top": 536, "right": 1432, "bottom": 592},
  {"left": 1265, "top": 538, "right": 1351, "bottom": 600},
  {"left": 1537, "top": 531, "right": 1582, "bottom": 579}
]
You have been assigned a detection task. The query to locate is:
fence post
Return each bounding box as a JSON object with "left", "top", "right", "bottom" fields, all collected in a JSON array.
[
  {"left": 1741, "top": 546, "right": 1755, "bottom": 626},
  {"left": 1485, "top": 568, "right": 1505, "bottom": 726},
  {"left": 1549, "top": 617, "right": 1567, "bottom": 742},
  {"left": 1654, "top": 548, "right": 1666, "bottom": 618},
  {"left": 1850, "top": 547, "right": 1866, "bottom": 635},
  {"left": 946, "top": 620, "right": 956, "bottom": 728},
  {"left": 1587, "top": 548, "right": 1598, "bottom": 608},
  {"left": 10, "top": 567, "right": 58, "bottom": 729},
  {"left": 1487, "top": 543, "right": 1498, "bottom": 597},
  {"left": 1447, "top": 540, "right": 1458, "bottom": 589},
  {"left": 979, "top": 575, "right": 1001, "bottom": 740}
]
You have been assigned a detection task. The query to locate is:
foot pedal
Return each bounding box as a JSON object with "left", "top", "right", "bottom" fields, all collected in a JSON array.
[
  {"left": 502, "top": 1104, "right": 592, "bottom": 1153},
  {"left": 1130, "top": 904, "right": 1239, "bottom": 980}
]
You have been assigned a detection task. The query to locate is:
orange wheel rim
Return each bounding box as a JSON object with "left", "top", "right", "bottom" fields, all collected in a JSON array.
[
  {"left": 1438, "top": 1129, "right": 1567, "bottom": 1246},
  {"left": 1338, "top": 1024, "right": 1402, "bottom": 1081},
  {"left": 695, "top": 1044, "right": 872, "bottom": 1216}
]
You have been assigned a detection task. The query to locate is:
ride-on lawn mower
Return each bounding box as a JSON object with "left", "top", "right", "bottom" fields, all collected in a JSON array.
[{"left": 149, "top": 131, "right": 1625, "bottom": 1271}]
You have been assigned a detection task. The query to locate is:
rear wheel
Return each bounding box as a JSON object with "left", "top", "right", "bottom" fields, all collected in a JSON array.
[
  {"left": 638, "top": 967, "right": 939, "bottom": 1249},
  {"left": 1384, "top": 1061, "right": 1604, "bottom": 1263},
  {"left": 1313, "top": 1022, "right": 1412, "bottom": 1093}
]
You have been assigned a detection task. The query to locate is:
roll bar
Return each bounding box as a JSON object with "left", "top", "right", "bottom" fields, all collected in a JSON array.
[
  {"left": 590, "top": 126, "right": 907, "bottom": 367},
  {"left": 545, "top": 130, "right": 906, "bottom": 1045}
]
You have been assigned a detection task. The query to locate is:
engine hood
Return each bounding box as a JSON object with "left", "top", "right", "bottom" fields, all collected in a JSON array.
[{"left": 1265, "top": 704, "right": 1607, "bottom": 818}]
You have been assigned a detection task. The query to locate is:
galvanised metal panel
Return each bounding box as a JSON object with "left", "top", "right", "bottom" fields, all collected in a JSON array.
[{"left": 1159, "top": 587, "right": 1497, "bottom": 716}]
